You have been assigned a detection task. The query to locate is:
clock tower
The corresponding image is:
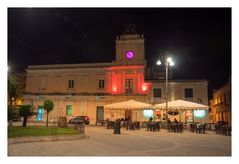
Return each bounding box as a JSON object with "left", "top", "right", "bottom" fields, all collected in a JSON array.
[{"left": 115, "top": 24, "right": 145, "bottom": 65}]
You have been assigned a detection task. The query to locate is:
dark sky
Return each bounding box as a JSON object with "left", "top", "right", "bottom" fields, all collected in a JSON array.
[{"left": 8, "top": 8, "right": 231, "bottom": 93}]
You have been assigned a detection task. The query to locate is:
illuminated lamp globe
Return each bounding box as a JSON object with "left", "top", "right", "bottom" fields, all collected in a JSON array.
[
  {"left": 167, "top": 57, "right": 172, "bottom": 63},
  {"left": 169, "top": 61, "right": 175, "bottom": 66},
  {"left": 156, "top": 60, "right": 161, "bottom": 65}
]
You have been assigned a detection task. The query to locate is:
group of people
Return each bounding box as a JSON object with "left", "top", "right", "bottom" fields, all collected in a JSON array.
[
  {"left": 168, "top": 118, "right": 179, "bottom": 124},
  {"left": 167, "top": 118, "right": 184, "bottom": 132}
]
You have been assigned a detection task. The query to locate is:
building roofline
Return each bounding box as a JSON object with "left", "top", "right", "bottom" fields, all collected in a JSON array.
[
  {"left": 27, "top": 62, "right": 113, "bottom": 70},
  {"left": 213, "top": 78, "right": 231, "bottom": 93},
  {"left": 145, "top": 79, "right": 208, "bottom": 83},
  {"left": 26, "top": 62, "right": 146, "bottom": 71}
]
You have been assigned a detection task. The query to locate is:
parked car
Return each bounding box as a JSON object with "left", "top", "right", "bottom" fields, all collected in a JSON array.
[{"left": 68, "top": 116, "right": 90, "bottom": 125}]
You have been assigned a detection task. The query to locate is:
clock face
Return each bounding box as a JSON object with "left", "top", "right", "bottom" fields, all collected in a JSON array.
[{"left": 125, "top": 50, "right": 135, "bottom": 60}]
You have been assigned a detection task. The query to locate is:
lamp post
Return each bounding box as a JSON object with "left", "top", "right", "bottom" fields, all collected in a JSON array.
[{"left": 157, "top": 57, "right": 174, "bottom": 126}]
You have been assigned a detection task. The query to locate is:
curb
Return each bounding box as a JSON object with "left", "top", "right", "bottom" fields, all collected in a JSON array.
[{"left": 8, "top": 134, "right": 86, "bottom": 145}]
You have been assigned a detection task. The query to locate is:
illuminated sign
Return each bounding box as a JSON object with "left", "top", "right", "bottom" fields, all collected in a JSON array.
[
  {"left": 37, "top": 107, "right": 44, "bottom": 121},
  {"left": 185, "top": 110, "right": 193, "bottom": 122},
  {"left": 143, "top": 109, "right": 153, "bottom": 118},
  {"left": 156, "top": 109, "right": 161, "bottom": 116},
  {"left": 194, "top": 110, "right": 206, "bottom": 118}
]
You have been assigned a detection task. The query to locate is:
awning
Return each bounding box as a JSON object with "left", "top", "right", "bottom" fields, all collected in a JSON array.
[
  {"left": 154, "top": 99, "right": 209, "bottom": 110},
  {"left": 104, "top": 100, "right": 152, "bottom": 110}
]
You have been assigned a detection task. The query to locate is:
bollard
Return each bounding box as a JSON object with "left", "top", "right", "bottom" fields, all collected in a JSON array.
[{"left": 113, "top": 120, "right": 121, "bottom": 134}]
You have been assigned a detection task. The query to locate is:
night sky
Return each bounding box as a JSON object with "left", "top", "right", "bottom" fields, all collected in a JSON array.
[{"left": 8, "top": 8, "right": 231, "bottom": 96}]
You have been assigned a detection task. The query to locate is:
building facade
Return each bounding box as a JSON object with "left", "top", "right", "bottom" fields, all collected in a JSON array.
[
  {"left": 210, "top": 78, "right": 231, "bottom": 125},
  {"left": 149, "top": 79, "right": 208, "bottom": 123},
  {"left": 24, "top": 30, "right": 209, "bottom": 124}
]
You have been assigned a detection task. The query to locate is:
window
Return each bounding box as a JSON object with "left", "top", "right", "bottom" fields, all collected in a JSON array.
[
  {"left": 99, "top": 80, "right": 105, "bottom": 89},
  {"left": 66, "top": 105, "right": 73, "bottom": 116},
  {"left": 39, "top": 79, "right": 46, "bottom": 89},
  {"left": 184, "top": 88, "right": 193, "bottom": 98},
  {"left": 125, "top": 79, "right": 133, "bottom": 94},
  {"left": 224, "top": 93, "right": 227, "bottom": 104},
  {"left": 153, "top": 88, "right": 162, "bottom": 97},
  {"left": 68, "top": 80, "right": 74, "bottom": 88},
  {"left": 220, "top": 95, "right": 223, "bottom": 104}
]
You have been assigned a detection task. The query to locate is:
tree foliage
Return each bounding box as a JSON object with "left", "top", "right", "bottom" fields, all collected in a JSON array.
[
  {"left": 18, "top": 105, "right": 36, "bottom": 127},
  {"left": 43, "top": 100, "right": 54, "bottom": 127},
  {"left": 8, "top": 75, "right": 21, "bottom": 106}
]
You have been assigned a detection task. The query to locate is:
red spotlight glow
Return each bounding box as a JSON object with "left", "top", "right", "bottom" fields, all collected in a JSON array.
[
  {"left": 112, "top": 86, "right": 117, "bottom": 93},
  {"left": 141, "top": 83, "right": 150, "bottom": 93},
  {"left": 142, "top": 85, "right": 147, "bottom": 91}
]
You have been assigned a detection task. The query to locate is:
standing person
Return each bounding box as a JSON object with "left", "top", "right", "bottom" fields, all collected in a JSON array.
[
  {"left": 167, "top": 118, "right": 172, "bottom": 132},
  {"left": 168, "top": 118, "right": 171, "bottom": 124},
  {"left": 127, "top": 116, "right": 131, "bottom": 121},
  {"left": 126, "top": 116, "right": 131, "bottom": 130}
]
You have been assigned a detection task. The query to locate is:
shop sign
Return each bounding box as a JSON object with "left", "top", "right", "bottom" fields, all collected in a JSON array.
[{"left": 194, "top": 109, "right": 206, "bottom": 118}]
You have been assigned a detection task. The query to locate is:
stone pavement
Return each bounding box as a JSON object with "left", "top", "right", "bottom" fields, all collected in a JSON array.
[{"left": 8, "top": 126, "right": 231, "bottom": 156}]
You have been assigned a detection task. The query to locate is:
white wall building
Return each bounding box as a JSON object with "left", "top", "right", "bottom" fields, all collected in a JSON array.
[{"left": 24, "top": 29, "right": 208, "bottom": 124}]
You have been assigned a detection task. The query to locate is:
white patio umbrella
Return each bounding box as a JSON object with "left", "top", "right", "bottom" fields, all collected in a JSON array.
[
  {"left": 154, "top": 99, "right": 209, "bottom": 110},
  {"left": 104, "top": 100, "right": 153, "bottom": 121},
  {"left": 104, "top": 99, "right": 152, "bottom": 109},
  {"left": 154, "top": 99, "right": 209, "bottom": 123}
]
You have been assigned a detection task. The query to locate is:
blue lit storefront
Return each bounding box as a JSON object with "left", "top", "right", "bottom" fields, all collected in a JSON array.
[
  {"left": 37, "top": 106, "right": 44, "bottom": 121},
  {"left": 154, "top": 100, "right": 209, "bottom": 123},
  {"left": 193, "top": 109, "right": 208, "bottom": 123}
]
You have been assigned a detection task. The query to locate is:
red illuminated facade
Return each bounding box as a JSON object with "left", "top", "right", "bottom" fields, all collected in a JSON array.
[{"left": 108, "top": 65, "right": 150, "bottom": 95}]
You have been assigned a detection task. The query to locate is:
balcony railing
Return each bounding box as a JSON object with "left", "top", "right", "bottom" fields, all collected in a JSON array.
[
  {"left": 125, "top": 88, "right": 133, "bottom": 94},
  {"left": 213, "top": 102, "right": 225, "bottom": 107}
]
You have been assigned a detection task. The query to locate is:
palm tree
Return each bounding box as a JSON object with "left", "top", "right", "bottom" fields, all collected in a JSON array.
[
  {"left": 43, "top": 100, "right": 54, "bottom": 127},
  {"left": 18, "top": 105, "right": 36, "bottom": 127}
]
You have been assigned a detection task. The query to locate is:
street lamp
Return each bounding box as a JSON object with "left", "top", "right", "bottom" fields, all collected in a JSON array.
[{"left": 156, "top": 56, "right": 174, "bottom": 126}]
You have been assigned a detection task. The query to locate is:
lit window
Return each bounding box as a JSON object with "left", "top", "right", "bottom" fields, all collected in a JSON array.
[
  {"left": 68, "top": 80, "right": 74, "bottom": 88},
  {"left": 66, "top": 105, "right": 73, "bottom": 116},
  {"left": 153, "top": 88, "right": 161, "bottom": 97},
  {"left": 99, "top": 80, "right": 105, "bottom": 89}
]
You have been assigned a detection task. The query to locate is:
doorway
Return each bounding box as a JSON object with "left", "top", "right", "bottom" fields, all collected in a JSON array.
[
  {"left": 125, "top": 110, "right": 132, "bottom": 120},
  {"left": 96, "top": 106, "right": 104, "bottom": 121}
]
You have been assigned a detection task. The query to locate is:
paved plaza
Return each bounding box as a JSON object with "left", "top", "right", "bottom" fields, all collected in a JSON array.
[{"left": 8, "top": 126, "right": 231, "bottom": 156}]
